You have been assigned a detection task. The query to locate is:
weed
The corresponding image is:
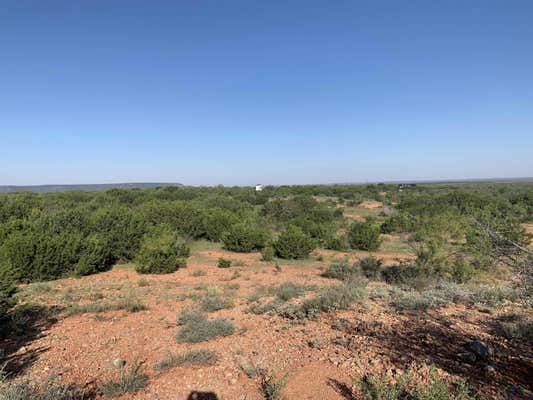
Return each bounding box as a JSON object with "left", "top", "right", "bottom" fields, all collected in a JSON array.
[
  {"left": 101, "top": 361, "right": 148, "bottom": 397},
  {"left": 154, "top": 349, "right": 217, "bottom": 371},
  {"left": 176, "top": 308, "right": 235, "bottom": 343}
]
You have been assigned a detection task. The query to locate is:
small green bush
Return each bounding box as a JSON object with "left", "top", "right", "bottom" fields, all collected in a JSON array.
[
  {"left": 135, "top": 225, "right": 190, "bottom": 274},
  {"left": 261, "top": 246, "right": 275, "bottom": 261},
  {"left": 358, "top": 256, "right": 383, "bottom": 280},
  {"left": 273, "top": 226, "right": 316, "bottom": 259},
  {"left": 217, "top": 258, "right": 232, "bottom": 268},
  {"left": 222, "top": 223, "right": 269, "bottom": 252},
  {"left": 325, "top": 236, "right": 347, "bottom": 251},
  {"left": 348, "top": 220, "right": 382, "bottom": 251},
  {"left": 322, "top": 261, "right": 358, "bottom": 280},
  {"left": 74, "top": 234, "right": 115, "bottom": 276}
]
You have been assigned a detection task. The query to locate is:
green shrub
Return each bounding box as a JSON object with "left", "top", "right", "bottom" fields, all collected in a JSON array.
[
  {"left": 322, "top": 261, "right": 358, "bottom": 280},
  {"left": 101, "top": 361, "right": 148, "bottom": 397},
  {"left": 74, "top": 234, "right": 115, "bottom": 276},
  {"left": 261, "top": 372, "right": 287, "bottom": 400},
  {"left": 382, "top": 264, "right": 424, "bottom": 285},
  {"left": 261, "top": 246, "right": 275, "bottom": 261},
  {"left": 217, "top": 258, "right": 232, "bottom": 268},
  {"left": 274, "top": 226, "right": 316, "bottom": 259},
  {"left": 348, "top": 220, "right": 382, "bottom": 251},
  {"left": 391, "top": 289, "right": 450, "bottom": 312},
  {"left": 202, "top": 209, "right": 239, "bottom": 242},
  {"left": 135, "top": 225, "right": 189, "bottom": 274},
  {"left": 501, "top": 319, "right": 533, "bottom": 340},
  {"left": 358, "top": 256, "right": 383, "bottom": 279},
  {"left": 325, "top": 236, "right": 347, "bottom": 251},
  {"left": 222, "top": 223, "right": 269, "bottom": 252}
]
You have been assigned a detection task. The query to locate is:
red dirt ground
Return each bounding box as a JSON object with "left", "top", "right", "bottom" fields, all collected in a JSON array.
[{"left": 3, "top": 246, "right": 532, "bottom": 399}]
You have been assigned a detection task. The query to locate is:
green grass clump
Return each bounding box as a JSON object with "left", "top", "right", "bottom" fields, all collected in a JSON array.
[
  {"left": 101, "top": 362, "right": 148, "bottom": 397},
  {"left": 281, "top": 281, "right": 367, "bottom": 319},
  {"left": 65, "top": 295, "right": 147, "bottom": 316},
  {"left": 176, "top": 308, "right": 235, "bottom": 343},
  {"left": 268, "top": 282, "right": 315, "bottom": 301},
  {"left": 0, "top": 376, "right": 88, "bottom": 400},
  {"left": 217, "top": 258, "right": 232, "bottom": 268},
  {"left": 201, "top": 294, "right": 234, "bottom": 312},
  {"left": 154, "top": 349, "right": 217, "bottom": 371}
]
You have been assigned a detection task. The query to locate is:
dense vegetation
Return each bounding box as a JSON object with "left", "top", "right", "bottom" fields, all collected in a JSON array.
[{"left": 0, "top": 182, "right": 532, "bottom": 324}]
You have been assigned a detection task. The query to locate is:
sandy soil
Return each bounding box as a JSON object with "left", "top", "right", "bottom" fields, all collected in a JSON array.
[{"left": 2, "top": 244, "right": 531, "bottom": 400}]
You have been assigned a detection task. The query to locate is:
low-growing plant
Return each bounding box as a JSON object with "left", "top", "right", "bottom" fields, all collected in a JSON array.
[
  {"left": 65, "top": 294, "right": 147, "bottom": 316},
  {"left": 154, "top": 349, "right": 217, "bottom": 371},
  {"left": 201, "top": 294, "right": 234, "bottom": 312},
  {"left": 283, "top": 281, "right": 367, "bottom": 319},
  {"left": 101, "top": 361, "right": 148, "bottom": 397},
  {"left": 269, "top": 282, "right": 315, "bottom": 301},
  {"left": 358, "top": 256, "right": 382, "bottom": 279},
  {"left": 358, "top": 366, "right": 475, "bottom": 400},
  {"left": 260, "top": 372, "right": 287, "bottom": 400},
  {"left": 217, "top": 258, "right": 232, "bottom": 268},
  {"left": 0, "top": 375, "right": 90, "bottom": 400},
  {"left": 322, "top": 261, "right": 359, "bottom": 280},
  {"left": 176, "top": 308, "right": 235, "bottom": 343}
]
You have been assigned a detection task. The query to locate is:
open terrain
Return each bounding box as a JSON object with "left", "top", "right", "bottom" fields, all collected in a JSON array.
[{"left": 1, "top": 183, "right": 532, "bottom": 400}]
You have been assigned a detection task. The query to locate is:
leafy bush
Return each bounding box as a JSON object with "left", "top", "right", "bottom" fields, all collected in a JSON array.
[
  {"left": 222, "top": 223, "right": 269, "bottom": 252},
  {"left": 325, "top": 236, "right": 347, "bottom": 251},
  {"left": 202, "top": 209, "right": 239, "bottom": 242},
  {"left": 74, "top": 234, "right": 115, "bottom": 276},
  {"left": 348, "top": 220, "right": 382, "bottom": 251},
  {"left": 0, "top": 268, "right": 17, "bottom": 337},
  {"left": 358, "top": 256, "right": 383, "bottom": 279},
  {"left": 273, "top": 226, "right": 316, "bottom": 259},
  {"left": 135, "top": 225, "right": 190, "bottom": 274},
  {"left": 261, "top": 246, "right": 275, "bottom": 261},
  {"left": 217, "top": 258, "right": 232, "bottom": 268}
]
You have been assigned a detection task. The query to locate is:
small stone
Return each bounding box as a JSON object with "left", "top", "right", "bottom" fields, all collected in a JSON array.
[
  {"left": 467, "top": 340, "right": 493, "bottom": 361},
  {"left": 483, "top": 365, "right": 496, "bottom": 375},
  {"left": 112, "top": 358, "right": 126, "bottom": 369}
]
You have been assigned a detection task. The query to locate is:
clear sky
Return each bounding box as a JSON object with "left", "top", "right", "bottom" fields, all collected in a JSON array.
[{"left": 1, "top": 1, "right": 532, "bottom": 186}]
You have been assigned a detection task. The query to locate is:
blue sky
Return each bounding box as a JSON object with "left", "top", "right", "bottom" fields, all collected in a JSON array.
[{"left": 1, "top": 1, "right": 532, "bottom": 185}]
